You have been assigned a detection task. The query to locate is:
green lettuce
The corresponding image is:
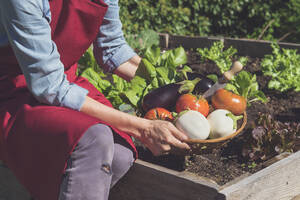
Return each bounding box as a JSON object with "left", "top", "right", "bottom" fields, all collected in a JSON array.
[{"left": 78, "top": 46, "right": 191, "bottom": 114}]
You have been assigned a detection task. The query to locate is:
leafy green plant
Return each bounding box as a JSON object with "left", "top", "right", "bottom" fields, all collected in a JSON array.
[
  {"left": 277, "top": 0, "right": 300, "bottom": 43},
  {"left": 120, "top": 0, "right": 299, "bottom": 43},
  {"left": 123, "top": 46, "right": 190, "bottom": 111},
  {"left": 241, "top": 162, "right": 257, "bottom": 169},
  {"left": 261, "top": 43, "right": 300, "bottom": 92},
  {"left": 78, "top": 53, "right": 130, "bottom": 109},
  {"left": 242, "top": 113, "right": 300, "bottom": 162},
  {"left": 119, "top": 0, "right": 210, "bottom": 37},
  {"left": 225, "top": 71, "right": 268, "bottom": 106},
  {"left": 78, "top": 46, "right": 191, "bottom": 114},
  {"left": 125, "top": 29, "right": 160, "bottom": 55},
  {"left": 78, "top": 47, "right": 105, "bottom": 76},
  {"left": 197, "top": 41, "right": 248, "bottom": 74}
]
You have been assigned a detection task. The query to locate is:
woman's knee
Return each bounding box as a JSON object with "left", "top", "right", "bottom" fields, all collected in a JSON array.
[
  {"left": 75, "top": 124, "right": 115, "bottom": 159},
  {"left": 59, "top": 124, "right": 115, "bottom": 200},
  {"left": 110, "top": 143, "right": 134, "bottom": 187},
  {"left": 113, "top": 143, "right": 134, "bottom": 167}
]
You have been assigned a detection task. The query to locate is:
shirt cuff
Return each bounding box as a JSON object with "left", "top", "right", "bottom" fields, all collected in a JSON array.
[
  {"left": 60, "top": 84, "right": 89, "bottom": 111},
  {"left": 104, "top": 44, "right": 137, "bottom": 73}
]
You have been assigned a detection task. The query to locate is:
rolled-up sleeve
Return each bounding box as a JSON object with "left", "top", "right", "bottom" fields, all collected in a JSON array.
[
  {"left": 93, "top": 0, "right": 136, "bottom": 73},
  {"left": 0, "top": 0, "right": 88, "bottom": 111}
]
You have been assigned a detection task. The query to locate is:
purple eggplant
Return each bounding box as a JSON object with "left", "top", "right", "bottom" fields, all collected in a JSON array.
[
  {"left": 142, "top": 78, "right": 200, "bottom": 112},
  {"left": 186, "top": 72, "right": 214, "bottom": 94}
]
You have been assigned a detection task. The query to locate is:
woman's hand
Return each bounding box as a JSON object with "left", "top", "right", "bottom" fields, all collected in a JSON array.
[
  {"left": 138, "top": 119, "right": 190, "bottom": 156},
  {"left": 80, "top": 96, "right": 190, "bottom": 156}
]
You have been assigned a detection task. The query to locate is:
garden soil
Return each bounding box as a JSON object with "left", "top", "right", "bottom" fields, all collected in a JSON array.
[{"left": 136, "top": 51, "right": 300, "bottom": 186}]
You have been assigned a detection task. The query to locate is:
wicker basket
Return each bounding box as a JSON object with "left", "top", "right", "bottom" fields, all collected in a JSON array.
[{"left": 184, "top": 111, "right": 247, "bottom": 154}]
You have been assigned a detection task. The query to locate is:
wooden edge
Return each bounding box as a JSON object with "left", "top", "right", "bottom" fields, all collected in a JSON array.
[
  {"left": 158, "top": 33, "right": 300, "bottom": 57},
  {"left": 219, "top": 151, "right": 300, "bottom": 200},
  {"left": 220, "top": 153, "right": 292, "bottom": 189},
  {"left": 135, "top": 159, "right": 220, "bottom": 189},
  {"left": 186, "top": 111, "right": 247, "bottom": 144},
  {"left": 109, "top": 159, "right": 222, "bottom": 200}
]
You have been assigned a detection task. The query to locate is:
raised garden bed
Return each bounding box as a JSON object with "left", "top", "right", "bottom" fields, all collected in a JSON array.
[
  {"left": 1, "top": 35, "right": 300, "bottom": 200},
  {"left": 1, "top": 154, "right": 300, "bottom": 200},
  {"left": 109, "top": 152, "right": 300, "bottom": 200},
  {"left": 110, "top": 34, "right": 300, "bottom": 200}
]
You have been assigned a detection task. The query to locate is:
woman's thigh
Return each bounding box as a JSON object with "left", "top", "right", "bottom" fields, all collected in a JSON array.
[{"left": 59, "top": 123, "right": 134, "bottom": 199}]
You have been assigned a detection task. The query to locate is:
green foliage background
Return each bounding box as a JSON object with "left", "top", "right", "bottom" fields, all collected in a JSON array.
[{"left": 119, "top": 0, "right": 300, "bottom": 43}]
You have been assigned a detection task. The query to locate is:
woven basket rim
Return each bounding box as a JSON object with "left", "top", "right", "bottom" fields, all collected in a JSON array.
[{"left": 186, "top": 111, "right": 247, "bottom": 144}]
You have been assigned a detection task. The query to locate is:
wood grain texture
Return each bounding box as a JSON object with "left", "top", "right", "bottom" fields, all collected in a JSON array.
[
  {"left": 225, "top": 38, "right": 300, "bottom": 58},
  {"left": 109, "top": 159, "right": 221, "bottom": 200},
  {"left": 1, "top": 151, "right": 300, "bottom": 200},
  {"left": 159, "top": 34, "right": 300, "bottom": 58},
  {"left": 219, "top": 151, "right": 300, "bottom": 200}
]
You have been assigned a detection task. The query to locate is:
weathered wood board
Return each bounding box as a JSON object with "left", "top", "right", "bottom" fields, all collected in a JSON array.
[
  {"left": 1, "top": 152, "right": 300, "bottom": 200},
  {"left": 1, "top": 34, "right": 300, "bottom": 200},
  {"left": 109, "top": 159, "right": 221, "bottom": 200},
  {"left": 109, "top": 151, "right": 300, "bottom": 200},
  {"left": 219, "top": 151, "right": 300, "bottom": 200},
  {"left": 159, "top": 34, "right": 300, "bottom": 58}
]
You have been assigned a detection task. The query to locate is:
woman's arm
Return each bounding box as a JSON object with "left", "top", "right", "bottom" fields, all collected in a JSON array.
[
  {"left": 113, "top": 55, "right": 141, "bottom": 81},
  {"left": 80, "top": 96, "right": 190, "bottom": 156},
  {"left": 0, "top": 0, "right": 88, "bottom": 111},
  {"left": 0, "top": 0, "right": 190, "bottom": 156},
  {"left": 89, "top": 0, "right": 191, "bottom": 155},
  {"left": 93, "top": 0, "right": 140, "bottom": 79}
]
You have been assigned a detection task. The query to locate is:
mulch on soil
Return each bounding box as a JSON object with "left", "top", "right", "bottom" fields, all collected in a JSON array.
[{"left": 136, "top": 51, "right": 300, "bottom": 185}]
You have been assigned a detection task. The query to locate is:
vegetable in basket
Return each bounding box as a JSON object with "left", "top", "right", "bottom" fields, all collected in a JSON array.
[
  {"left": 186, "top": 72, "right": 215, "bottom": 94},
  {"left": 144, "top": 107, "right": 174, "bottom": 121},
  {"left": 175, "top": 93, "right": 209, "bottom": 117},
  {"left": 142, "top": 78, "right": 200, "bottom": 112},
  {"left": 175, "top": 110, "right": 210, "bottom": 140},
  {"left": 207, "top": 109, "right": 243, "bottom": 139},
  {"left": 211, "top": 89, "right": 247, "bottom": 115}
]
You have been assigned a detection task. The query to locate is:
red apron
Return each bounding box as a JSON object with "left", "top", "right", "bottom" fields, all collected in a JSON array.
[{"left": 0, "top": 0, "right": 137, "bottom": 199}]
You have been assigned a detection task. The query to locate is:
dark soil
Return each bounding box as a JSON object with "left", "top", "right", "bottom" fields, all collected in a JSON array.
[{"left": 136, "top": 50, "right": 300, "bottom": 186}]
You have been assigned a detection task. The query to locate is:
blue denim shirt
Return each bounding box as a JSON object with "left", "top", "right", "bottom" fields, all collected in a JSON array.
[{"left": 0, "top": 0, "right": 136, "bottom": 111}]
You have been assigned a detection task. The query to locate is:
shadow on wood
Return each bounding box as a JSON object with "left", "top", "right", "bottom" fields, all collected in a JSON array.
[{"left": 109, "top": 159, "right": 221, "bottom": 200}]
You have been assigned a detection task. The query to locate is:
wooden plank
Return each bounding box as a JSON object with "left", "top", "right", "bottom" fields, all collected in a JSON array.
[
  {"left": 2, "top": 150, "right": 300, "bottom": 200},
  {"left": 219, "top": 151, "right": 300, "bottom": 200},
  {"left": 159, "top": 34, "right": 300, "bottom": 58},
  {"left": 0, "top": 162, "right": 31, "bottom": 200},
  {"left": 109, "top": 159, "right": 221, "bottom": 200},
  {"left": 161, "top": 34, "right": 222, "bottom": 49},
  {"left": 225, "top": 38, "right": 300, "bottom": 58}
]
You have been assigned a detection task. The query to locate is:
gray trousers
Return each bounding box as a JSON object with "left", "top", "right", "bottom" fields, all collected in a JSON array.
[{"left": 58, "top": 124, "right": 134, "bottom": 200}]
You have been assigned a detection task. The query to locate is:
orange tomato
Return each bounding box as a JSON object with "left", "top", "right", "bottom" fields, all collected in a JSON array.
[
  {"left": 211, "top": 89, "right": 247, "bottom": 115},
  {"left": 144, "top": 107, "right": 174, "bottom": 121},
  {"left": 175, "top": 93, "right": 209, "bottom": 117}
]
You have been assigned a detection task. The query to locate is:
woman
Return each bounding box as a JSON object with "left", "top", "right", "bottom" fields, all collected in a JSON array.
[{"left": 0, "top": 0, "right": 190, "bottom": 199}]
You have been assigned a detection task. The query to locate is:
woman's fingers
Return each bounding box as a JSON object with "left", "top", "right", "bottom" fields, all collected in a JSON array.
[
  {"left": 142, "top": 119, "right": 190, "bottom": 156},
  {"left": 166, "top": 122, "right": 189, "bottom": 141},
  {"left": 156, "top": 122, "right": 190, "bottom": 151},
  {"left": 159, "top": 121, "right": 190, "bottom": 150},
  {"left": 165, "top": 133, "right": 190, "bottom": 150}
]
